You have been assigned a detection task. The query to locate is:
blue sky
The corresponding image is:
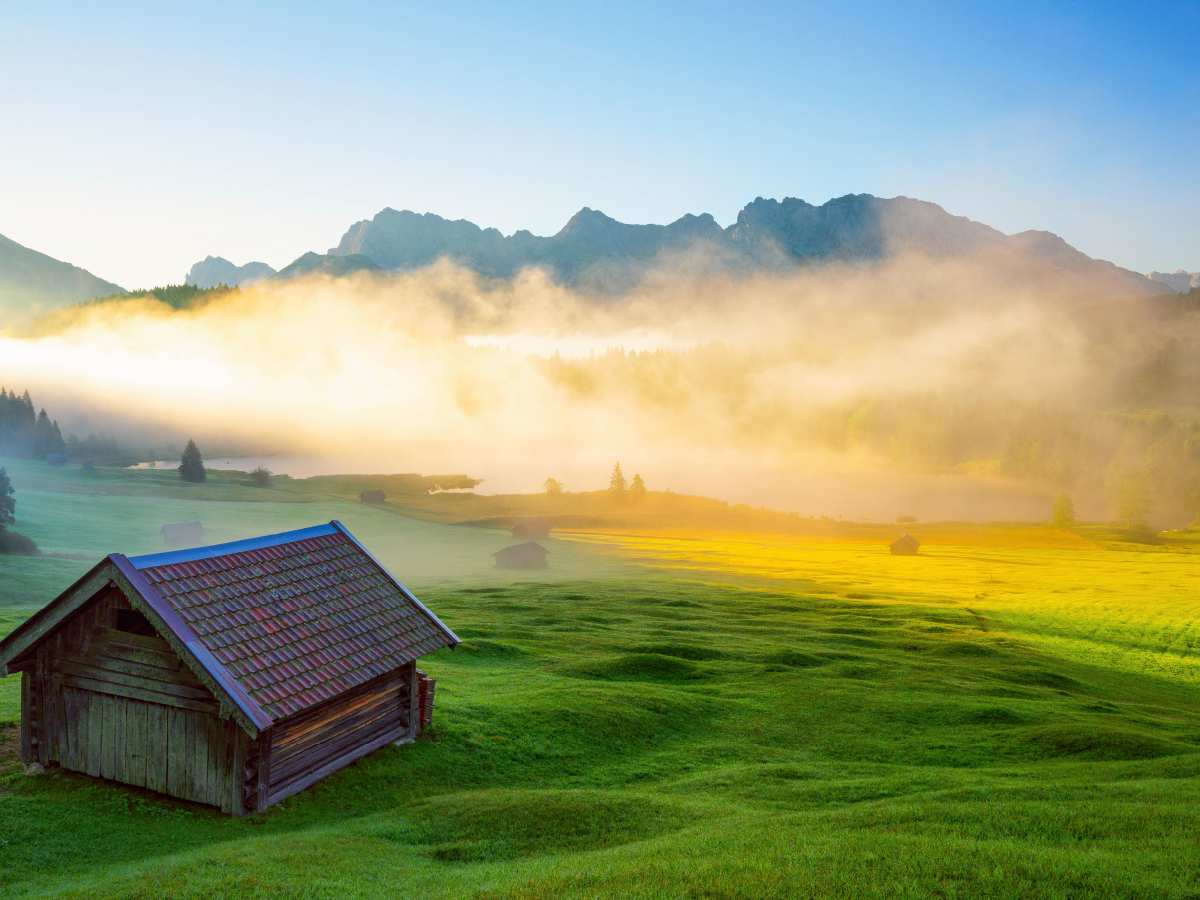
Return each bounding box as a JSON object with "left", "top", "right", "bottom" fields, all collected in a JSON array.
[{"left": 2, "top": 1, "right": 1197, "bottom": 288}]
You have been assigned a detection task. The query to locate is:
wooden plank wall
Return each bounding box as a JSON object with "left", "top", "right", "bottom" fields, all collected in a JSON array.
[
  {"left": 265, "top": 665, "right": 413, "bottom": 807},
  {"left": 21, "top": 587, "right": 249, "bottom": 814}
]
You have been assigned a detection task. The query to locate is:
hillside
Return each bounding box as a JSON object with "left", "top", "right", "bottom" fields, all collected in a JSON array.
[
  {"left": 0, "top": 232, "right": 124, "bottom": 327},
  {"left": 326, "top": 195, "right": 1166, "bottom": 297}
]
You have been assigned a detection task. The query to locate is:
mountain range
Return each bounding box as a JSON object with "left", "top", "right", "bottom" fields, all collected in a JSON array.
[
  {"left": 296, "top": 194, "right": 1172, "bottom": 298},
  {"left": 0, "top": 194, "right": 1189, "bottom": 330}
]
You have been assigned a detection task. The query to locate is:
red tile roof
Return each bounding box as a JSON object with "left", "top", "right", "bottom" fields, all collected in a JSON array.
[{"left": 134, "top": 528, "right": 456, "bottom": 721}]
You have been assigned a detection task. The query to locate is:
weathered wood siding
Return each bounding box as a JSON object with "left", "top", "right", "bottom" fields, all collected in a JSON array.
[
  {"left": 265, "top": 663, "right": 415, "bottom": 807},
  {"left": 15, "top": 585, "right": 425, "bottom": 815},
  {"left": 17, "top": 587, "right": 249, "bottom": 814}
]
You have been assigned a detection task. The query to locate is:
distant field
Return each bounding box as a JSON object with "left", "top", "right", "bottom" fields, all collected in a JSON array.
[{"left": 1, "top": 460, "right": 1199, "bottom": 899}]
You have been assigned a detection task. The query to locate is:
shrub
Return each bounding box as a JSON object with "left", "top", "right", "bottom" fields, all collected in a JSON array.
[
  {"left": 0, "top": 530, "right": 38, "bottom": 555},
  {"left": 1052, "top": 493, "right": 1076, "bottom": 528},
  {"left": 249, "top": 466, "right": 271, "bottom": 488}
]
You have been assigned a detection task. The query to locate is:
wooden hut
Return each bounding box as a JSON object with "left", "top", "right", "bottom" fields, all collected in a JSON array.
[
  {"left": 359, "top": 490, "right": 386, "bottom": 504},
  {"left": 0, "top": 521, "right": 458, "bottom": 815},
  {"left": 511, "top": 518, "right": 551, "bottom": 540},
  {"left": 890, "top": 533, "right": 921, "bottom": 555},
  {"left": 492, "top": 541, "right": 549, "bottom": 570},
  {"left": 161, "top": 521, "right": 204, "bottom": 547}
]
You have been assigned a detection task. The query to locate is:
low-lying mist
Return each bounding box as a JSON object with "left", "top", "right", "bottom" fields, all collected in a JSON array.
[{"left": 4, "top": 253, "right": 1199, "bottom": 525}]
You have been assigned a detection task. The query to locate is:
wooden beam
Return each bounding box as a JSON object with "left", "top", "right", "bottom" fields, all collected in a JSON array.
[
  {"left": 86, "top": 688, "right": 103, "bottom": 777},
  {"left": 167, "top": 707, "right": 186, "bottom": 798},
  {"left": 20, "top": 672, "right": 31, "bottom": 766},
  {"left": 57, "top": 673, "right": 220, "bottom": 715},
  {"left": 183, "top": 710, "right": 197, "bottom": 800},
  {"left": 35, "top": 646, "right": 48, "bottom": 766},
  {"left": 256, "top": 729, "right": 273, "bottom": 813},
  {"left": 229, "top": 721, "right": 247, "bottom": 817},
  {"left": 408, "top": 660, "right": 419, "bottom": 741},
  {"left": 57, "top": 659, "right": 215, "bottom": 701}
]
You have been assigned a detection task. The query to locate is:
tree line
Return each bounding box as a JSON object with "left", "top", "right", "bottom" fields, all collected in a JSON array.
[
  {"left": 542, "top": 462, "right": 647, "bottom": 499},
  {"left": 0, "top": 388, "right": 65, "bottom": 459}
]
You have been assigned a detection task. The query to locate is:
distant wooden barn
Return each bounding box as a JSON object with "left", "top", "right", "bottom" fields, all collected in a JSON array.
[
  {"left": 492, "top": 541, "right": 549, "bottom": 570},
  {"left": 511, "top": 518, "right": 551, "bottom": 540},
  {"left": 162, "top": 521, "right": 204, "bottom": 547},
  {"left": 359, "top": 490, "right": 386, "bottom": 504},
  {"left": 0, "top": 522, "right": 458, "bottom": 815},
  {"left": 890, "top": 533, "right": 921, "bottom": 555}
]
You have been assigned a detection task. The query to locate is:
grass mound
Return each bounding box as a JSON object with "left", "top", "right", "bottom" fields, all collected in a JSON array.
[
  {"left": 453, "top": 639, "right": 526, "bottom": 658},
  {"left": 937, "top": 641, "right": 1001, "bottom": 657},
  {"left": 1012, "top": 670, "right": 1082, "bottom": 691},
  {"left": 367, "top": 790, "right": 697, "bottom": 861},
  {"left": 1020, "top": 724, "right": 1181, "bottom": 760},
  {"left": 761, "top": 649, "right": 830, "bottom": 668},
  {"left": 960, "top": 706, "right": 1025, "bottom": 725},
  {"left": 557, "top": 652, "right": 704, "bottom": 682},
  {"left": 630, "top": 643, "right": 732, "bottom": 661}
]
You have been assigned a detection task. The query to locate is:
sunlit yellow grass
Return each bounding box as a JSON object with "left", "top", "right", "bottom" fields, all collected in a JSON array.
[{"left": 562, "top": 529, "right": 1200, "bottom": 687}]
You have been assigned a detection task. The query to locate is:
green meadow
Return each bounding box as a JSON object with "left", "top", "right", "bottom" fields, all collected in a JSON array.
[{"left": 1, "top": 459, "right": 1199, "bottom": 899}]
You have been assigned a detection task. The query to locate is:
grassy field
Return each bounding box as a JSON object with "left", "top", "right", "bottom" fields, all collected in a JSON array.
[{"left": 1, "top": 459, "right": 1199, "bottom": 898}]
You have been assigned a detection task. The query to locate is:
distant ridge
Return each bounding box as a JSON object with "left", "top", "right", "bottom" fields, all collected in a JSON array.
[
  {"left": 270, "top": 252, "right": 381, "bottom": 282},
  {"left": 0, "top": 233, "right": 124, "bottom": 326},
  {"left": 323, "top": 194, "right": 1166, "bottom": 298},
  {"left": 1148, "top": 270, "right": 1200, "bottom": 293},
  {"left": 185, "top": 256, "right": 276, "bottom": 288}
]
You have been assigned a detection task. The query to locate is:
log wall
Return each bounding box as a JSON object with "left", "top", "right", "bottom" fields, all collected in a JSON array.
[
  {"left": 264, "top": 662, "right": 415, "bottom": 808},
  {"left": 17, "top": 587, "right": 248, "bottom": 814}
]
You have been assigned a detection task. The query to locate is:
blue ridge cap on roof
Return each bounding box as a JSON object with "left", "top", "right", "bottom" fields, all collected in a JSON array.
[{"left": 128, "top": 522, "right": 340, "bottom": 569}]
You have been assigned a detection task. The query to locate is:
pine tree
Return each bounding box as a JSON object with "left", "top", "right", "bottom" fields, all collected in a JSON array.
[
  {"left": 630, "top": 473, "right": 646, "bottom": 501},
  {"left": 179, "top": 439, "right": 206, "bottom": 483},
  {"left": 608, "top": 462, "right": 627, "bottom": 493}
]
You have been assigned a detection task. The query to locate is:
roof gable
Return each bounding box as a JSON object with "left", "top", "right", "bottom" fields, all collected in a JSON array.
[{"left": 0, "top": 556, "right": 270, "bottom": 736}]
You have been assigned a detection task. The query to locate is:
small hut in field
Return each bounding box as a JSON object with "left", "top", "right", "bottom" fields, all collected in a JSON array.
[
  {"left": 890, "top": 533, "right": 920, "bottom": 556},
  {"left": 493, "top": 541, "right": 549, "bottom": 570},
  {"left": 359, "top": 490, "right": 386, "bottom": 504},
  {"left": 511, "top": 518, "right": 551, "bottom": 540},
  {"left": 161, "top": 521, "right": 204, "bottom": 546},
  {"left": 0, "top": 521, "right": 457, "bottom": 815}
]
